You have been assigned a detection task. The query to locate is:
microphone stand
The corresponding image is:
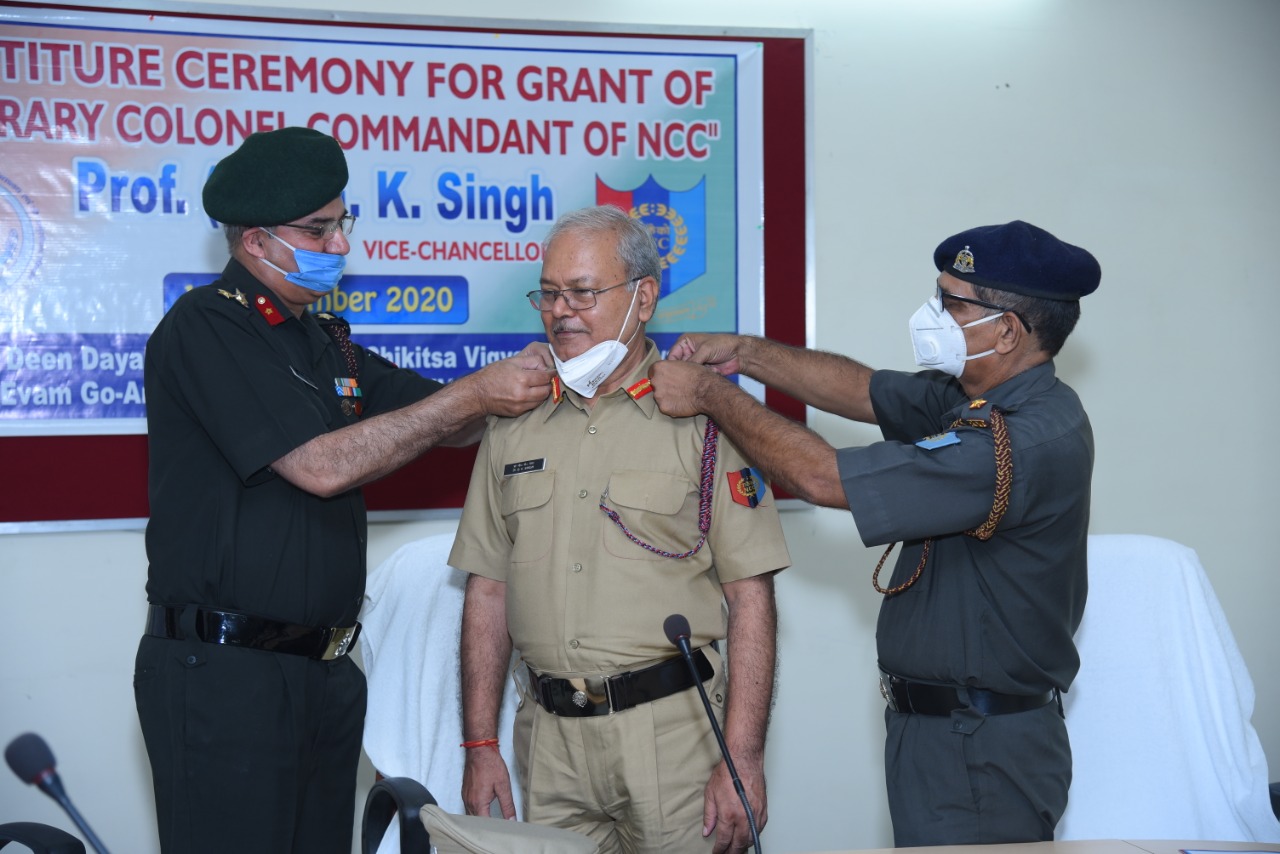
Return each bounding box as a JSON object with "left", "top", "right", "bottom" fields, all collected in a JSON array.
[
  {"left": 673, "top": 634, "right": 763, "bottom": 854},
  {"left": 41, "top": 774, "right": 112, "bottom": 854}
]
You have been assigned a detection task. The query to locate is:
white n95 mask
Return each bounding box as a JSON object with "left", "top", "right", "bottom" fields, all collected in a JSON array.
[
  {"left": 908, "top": 296, "right": 1003, "bottom": 378},
  {"left": 551, "top": 284, "right": 641, "bottom": 398}
]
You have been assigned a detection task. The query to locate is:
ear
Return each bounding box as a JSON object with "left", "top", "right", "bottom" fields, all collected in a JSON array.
[
  {"left": 992, "top": 312, "right": 1023, "bottom": 355},
  {"left": 241, "top": 228, "right": 269, "bottom": 259},
  {"left": 635, "top": 275, "right": 660, "bottom": 323}
]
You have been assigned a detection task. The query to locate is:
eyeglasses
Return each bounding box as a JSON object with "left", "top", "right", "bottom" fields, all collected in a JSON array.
[
  {"left": 526, "top": 279, "right": 638, "bottom": 311},
  {"left": 277, "top": 214, "right": 357, "bottom": 241},
  {"left": 936, "top": 284, "right": 1032, "bottom": 333}
]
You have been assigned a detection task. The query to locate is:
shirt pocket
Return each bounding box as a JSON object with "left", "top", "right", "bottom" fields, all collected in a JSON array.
[
  {"left": 601, "top": 469, "right": 698, "bottom": 561},
  {"left": 500, "top": 469, "right": 555, "bottom": 564}
]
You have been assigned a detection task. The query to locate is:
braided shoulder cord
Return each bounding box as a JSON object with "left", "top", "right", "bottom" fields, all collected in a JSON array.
[
  {"left": 599, "top": 419, "right": 719, "bottom": 559},
  {"left": 872, "top": 407, "right": 1012, "bottom": 596}
]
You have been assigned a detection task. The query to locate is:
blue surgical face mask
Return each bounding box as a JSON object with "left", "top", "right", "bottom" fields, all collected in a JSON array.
[{"left": 259, "top": 228, "right": 346, "bottom": 294}]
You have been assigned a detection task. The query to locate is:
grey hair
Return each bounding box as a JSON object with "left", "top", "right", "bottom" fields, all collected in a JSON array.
[
  {"left": 972, "top": 284, "right": 1081, "bottom": 357},
  {"left": 542, "top": 205, "right": 662, "bottom": 287},
  {"left": 222, "top": 223, "right": 251, "bottom": 254}
]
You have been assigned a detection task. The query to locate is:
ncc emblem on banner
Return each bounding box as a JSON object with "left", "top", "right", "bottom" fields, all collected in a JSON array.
[
  {"left": 727, "top": 467, "right": 767, "bottom": 508},
  {"left": 596, "top": 175, "right": 706, "bottom": 297}
]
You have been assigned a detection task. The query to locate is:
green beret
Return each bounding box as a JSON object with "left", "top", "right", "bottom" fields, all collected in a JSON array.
[{"left": 202, "top": 127, "right": 348, "bottom": 226}]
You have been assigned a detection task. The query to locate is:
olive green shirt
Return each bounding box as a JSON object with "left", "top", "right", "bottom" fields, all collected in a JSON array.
[{"left": 450, "top": 341, "right": 791, "bottom": 674}]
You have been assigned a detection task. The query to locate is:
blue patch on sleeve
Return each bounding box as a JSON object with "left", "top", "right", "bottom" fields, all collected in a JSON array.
[{"left": 915, "top": 431, "right": 961, "bottom": 450}]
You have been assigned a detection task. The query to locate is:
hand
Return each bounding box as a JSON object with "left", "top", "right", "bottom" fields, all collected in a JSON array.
[
  {"left": 472, "top": 350, "right": 555, "bottom": 417},
  {"left": 462, "top": 745, "right": 517, "bottom": 819},
  {"left": 648, "top": 359, "right": 721, "bottom": 418},
  {"left": 668, "top": 333, "right": 746, "bottom": 377},
  {"left": 515, "top": 340, "right": 554, "bottom": 371},
  {"left": 702, "top": 754, "right": 767, "bottom": 854}
]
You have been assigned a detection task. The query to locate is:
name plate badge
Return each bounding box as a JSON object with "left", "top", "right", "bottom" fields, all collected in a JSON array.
[{"left": 503, "top": 458, "right": 546, "bottom": 477}]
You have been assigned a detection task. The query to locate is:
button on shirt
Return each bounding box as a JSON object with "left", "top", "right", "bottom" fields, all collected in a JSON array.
[
  {"left": 450, "top": 341, "right": 791, "bottom": 675},
  {"left": 836, "top": 361, "right": 1092, "bottom": 695}
]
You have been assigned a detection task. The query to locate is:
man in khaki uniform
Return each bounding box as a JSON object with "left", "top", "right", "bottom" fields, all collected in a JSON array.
[{"left": 453, "top": 205, "right": 790, "bottom": 854}]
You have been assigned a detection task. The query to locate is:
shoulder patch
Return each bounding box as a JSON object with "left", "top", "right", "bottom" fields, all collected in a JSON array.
[
  {"left": 727, "top": 467, "right": 767, "bottom": 508},
  {"left": 916, "top": 431, "right": 961, "bottom": 450}
]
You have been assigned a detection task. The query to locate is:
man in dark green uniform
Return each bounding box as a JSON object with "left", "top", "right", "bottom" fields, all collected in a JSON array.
[
  {"left": 647, "top": 220, "right": 1100, "bottom": 845},
  {"left": 135, "top": 127, "right": 552, "bottom": 854}
]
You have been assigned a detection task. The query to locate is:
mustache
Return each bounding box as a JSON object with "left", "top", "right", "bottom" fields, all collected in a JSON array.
[{"left": 551, "top": 322, "right": 588, "bottom": 335}]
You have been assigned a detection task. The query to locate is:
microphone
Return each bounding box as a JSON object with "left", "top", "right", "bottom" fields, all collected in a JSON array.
[
  {"left": 5, "top": 732, "right": 113, "bottom": 854},
  {"left": 663, "top": 614, "right": 763, "bottom": 853}
]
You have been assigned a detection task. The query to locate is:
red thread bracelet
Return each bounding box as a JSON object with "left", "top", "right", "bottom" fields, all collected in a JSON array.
[{"left": 460, "top": 738, "right": 499, "bottom": 749}]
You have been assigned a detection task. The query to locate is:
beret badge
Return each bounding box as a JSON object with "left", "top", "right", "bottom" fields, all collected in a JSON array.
[{"left": 952, "top": 246, "right": 976, "bottom": 275}]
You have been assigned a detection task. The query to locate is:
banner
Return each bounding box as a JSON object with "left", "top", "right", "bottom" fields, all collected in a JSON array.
[{"left": 0, "top": 6, "right": 764, "bottom": 436}]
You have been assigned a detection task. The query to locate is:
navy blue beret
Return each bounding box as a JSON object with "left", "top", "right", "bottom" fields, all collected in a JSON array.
[
  {"left": 203, "top": 127, "right": 348, "bottom": 226},
  {"left": 933, "top": 220, "right": 1100, "bottom": 301}
]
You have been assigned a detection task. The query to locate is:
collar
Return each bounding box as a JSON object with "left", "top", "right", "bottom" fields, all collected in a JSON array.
[
  {"left": 953, "top": 360, "right": 1058, "bottom": 421},
  {"left": 539, "top": 339, "right": 661, "bottom": 424},
  {"left": 218, "top": 258, "right": 330, "bottom": 358}
]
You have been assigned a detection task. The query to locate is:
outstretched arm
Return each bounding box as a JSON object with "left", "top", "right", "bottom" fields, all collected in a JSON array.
[
  {"left": 649, "top": 361, "right": 849, "bottom": 509},
  {"left": 272, "top": 343, "right": 553, "bottom": 496},
  {"left": 669, "top": 333, "right": 877, "bottom": 424}
]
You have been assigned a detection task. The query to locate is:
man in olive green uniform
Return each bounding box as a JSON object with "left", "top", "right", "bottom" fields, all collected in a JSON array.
[
  {"left": 137, "top": 127, "right": 552, "bottom": 854},
  {"left": 453, "top": 205, "right": 790, "bottom": 854}
]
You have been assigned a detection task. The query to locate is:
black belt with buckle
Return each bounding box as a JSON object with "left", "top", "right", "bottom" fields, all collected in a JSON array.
[
  {"left": 529, "top": 648, "right": 714, "bottom": 717},
  {"left": 145, "top": 604, "right": 360, "bottom": 661},
  {"left": 879, "top": 670, "right": 1058, "bottom": 716}
]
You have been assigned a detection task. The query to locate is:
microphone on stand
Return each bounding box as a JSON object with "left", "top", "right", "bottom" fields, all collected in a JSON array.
[
  {"left": 663, "top": 613, "right": 763, "bottom": 854},
  {"left": 5, "top": 732, "right": 113, "bottom": 854}
]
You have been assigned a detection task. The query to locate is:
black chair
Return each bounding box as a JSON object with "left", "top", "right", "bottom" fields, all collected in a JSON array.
[
  {"left": 360, "top": 776, "right": 434, "bottom": 854},
  {"left": 0, "top": 822, "right": 86, "bottom": 854}
]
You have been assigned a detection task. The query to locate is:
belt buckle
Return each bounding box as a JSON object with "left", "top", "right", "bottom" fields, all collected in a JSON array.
[
  {"left": 879, "top": 673, "right": 902, "bottom": 713},
  {"left": 320, "top": 624, "right": 358, "bottom": 660},
  {"left": 573, "top": 675, "right": 611, "bottom": 714}
]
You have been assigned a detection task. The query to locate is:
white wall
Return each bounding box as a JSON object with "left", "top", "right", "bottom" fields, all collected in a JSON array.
[{"left": 3, "top": 1, "right": 1278, "bottom": 852}]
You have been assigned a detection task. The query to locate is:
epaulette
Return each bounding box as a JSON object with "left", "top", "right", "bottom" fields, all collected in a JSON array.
[
  {"left": 313, "top": 311, "right": 349, "bottom": 330},
  {"left": 958, "top": 397, "right": 993, "bottom": 427}
]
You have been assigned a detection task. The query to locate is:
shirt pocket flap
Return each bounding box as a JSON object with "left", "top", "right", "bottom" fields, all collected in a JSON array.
[
  {"left": 500, "top": 469, "right": 555, "bottom": 515},
  {"left": 605, "top": 470, "right": 693, "bottom": 516}
]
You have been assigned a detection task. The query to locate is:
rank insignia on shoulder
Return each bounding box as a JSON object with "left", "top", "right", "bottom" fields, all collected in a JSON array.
[
  {"left": 626, "top": 378, "right": 653, "bottom": 400},
  {"left": 969, "top": 398, "right": 987, "bottom": 410},
  {"left": 335, "top": 377, "right": 363, "bottom": 416},
  {"left": 216, "top": 288, "right": 248, "bottom": 308},
  {"left": 728, "top": 467, "right": 767, "bottom": 508},
  {"left": 916, "top": 431, "right": 961, "bottom": 450}
]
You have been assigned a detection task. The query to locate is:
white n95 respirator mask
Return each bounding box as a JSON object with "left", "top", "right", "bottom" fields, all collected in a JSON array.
[{"left": 908, "top": 296, "right": 1003, "bottom": 378}]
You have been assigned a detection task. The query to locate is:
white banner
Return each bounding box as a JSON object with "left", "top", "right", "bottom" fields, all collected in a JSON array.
[{"left": 0, "top": 6, "right": 764, "bottom": 435}]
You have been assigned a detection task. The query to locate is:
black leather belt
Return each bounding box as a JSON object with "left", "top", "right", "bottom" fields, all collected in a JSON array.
[
  {"left": 145, "top": 604, "right": 360, "bottom": 661},
  {"left": 879, "top": 671, "right": 1059, "bottom": 716},
  {"left": 529, "top": 648, "right": 714, "bottom": 717}
]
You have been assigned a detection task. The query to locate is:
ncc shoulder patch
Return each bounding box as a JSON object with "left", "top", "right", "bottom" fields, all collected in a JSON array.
[
  {"left": 727, "top": 467, "right": 767, "bottom": 508},
  {"left": 916, "top": 431, "right": 961, "bottom": 450}
]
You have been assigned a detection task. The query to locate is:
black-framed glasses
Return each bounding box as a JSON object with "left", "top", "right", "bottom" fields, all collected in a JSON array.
[
  {"left": 936, "top": 284, "right": 1032, "bottom": 333},
  {"left": 277, "top": 213, "right": 357, "bottom": 241},
  {"left": 526, "top": 278, "right": 638, "bottom": 311}
]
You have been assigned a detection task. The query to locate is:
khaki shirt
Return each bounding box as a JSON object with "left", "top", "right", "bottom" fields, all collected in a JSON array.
[{"left": 451, "top": 340, "right": 791, "bottom": 675}]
